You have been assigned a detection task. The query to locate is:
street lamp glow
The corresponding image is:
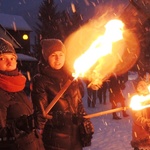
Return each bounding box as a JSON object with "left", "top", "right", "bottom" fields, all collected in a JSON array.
[{"left": 22, "top": 34, "right": 28, "bottom": 40}]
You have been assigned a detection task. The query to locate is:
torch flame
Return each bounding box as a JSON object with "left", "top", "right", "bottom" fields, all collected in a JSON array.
[
  {"left": 130, "top": 95, "right": 150, "bottom": 110},
  {"left": 130, "top": 85, "right": 150, "bottom": 110},
  {"left": 73, "top": 19, "right": 124, "bottom": 78}
]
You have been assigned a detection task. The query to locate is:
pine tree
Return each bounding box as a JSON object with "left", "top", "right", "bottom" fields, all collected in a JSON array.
[
  {"left": 36, "top": 0, "right": 62, "bottom": 39},
  {"left": 34, "top": 0, "right": 83, "bottom": 60}
]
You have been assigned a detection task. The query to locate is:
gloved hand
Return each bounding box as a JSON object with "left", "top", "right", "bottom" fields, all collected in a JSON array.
[
  {"left": 79, "top": 120, "right": 94, "bottom": 147},
  {"left": 15, "top": 115, "right": 33, "bottom": 133},
  {"left": 88, "top": 81, "right": 102, "bottom": 90},
  {"left": 72, "top": 114, "right": 84, "bottom": 125}
]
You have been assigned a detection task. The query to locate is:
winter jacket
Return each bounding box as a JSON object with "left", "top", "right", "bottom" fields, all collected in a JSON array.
[
  {"left": 0, "top": 71, "right": 44, "bottom": 150},
  {"left": 131, "top": 98, "right": 150, "bottom": 148},
  {"left": 109, "top": 75, "right": 126, "bottom": 103},
  {"left": 31, "top": 65, "right": 94, "bottom": 150}
]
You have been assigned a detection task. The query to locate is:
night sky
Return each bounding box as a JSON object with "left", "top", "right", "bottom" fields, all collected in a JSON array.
[{"left": 0, "top": 0, "right": 129, "bottom": 30}]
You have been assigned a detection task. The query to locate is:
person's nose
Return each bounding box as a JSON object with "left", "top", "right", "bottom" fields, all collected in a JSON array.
[
  {"left": 6, "top": 59, "right": 12, "bottom": 65},
  {"left": 56, "top": 55, "right": 60, "bottom": 60}
]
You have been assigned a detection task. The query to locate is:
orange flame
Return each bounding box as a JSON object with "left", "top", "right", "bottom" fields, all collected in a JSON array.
[
  {"left": 72, "top": 19, "right": 124, "bottom": 78},
  {"left": 130, "top": 85, "right": 150, "bottom": 110}
]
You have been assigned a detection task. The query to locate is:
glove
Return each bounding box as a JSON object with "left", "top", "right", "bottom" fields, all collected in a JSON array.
[
  {"left": 88, "top": 81, "right": 102, "bottom": 90},
  {"left": 79, "top": 120, "right": 94, "bottom": 147},
  {"left": 15, "top": 115, "right": 34, "bottom": 133}
]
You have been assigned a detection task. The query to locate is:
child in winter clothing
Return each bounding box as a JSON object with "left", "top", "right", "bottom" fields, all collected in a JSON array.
[
  {"left": 0, "top": 38, "right": 44, "bottom": 150},
  {"left": 131, "top": 80, "right": 150, "bottom": 150},
  {"left": 31, "top": 39, "right": 94, "bottom": 150}
]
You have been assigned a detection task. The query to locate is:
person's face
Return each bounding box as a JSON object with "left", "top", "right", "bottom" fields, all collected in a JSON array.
[
  {"left": 48, "top": 51, "right": 65, "bottom": 70},
  {"left": 0, "top": 53, "right": 17, "bottom": 71},
  {"left": 137, "top": 81, "right": 149, "bottom": 95}
]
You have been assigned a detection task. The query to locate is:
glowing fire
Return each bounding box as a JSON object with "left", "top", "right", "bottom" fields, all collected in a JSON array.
[
  {"left": 130, "top": 85, "right": 150, "bottom": 110},
  {"left": 73, "top": 19, "right": 124, "bottom": 78}
]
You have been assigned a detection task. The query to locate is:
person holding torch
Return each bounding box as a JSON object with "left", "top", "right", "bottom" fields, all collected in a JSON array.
[
  {"left": 31, "top": 39, "right": 94, "bottom": 150},
  {"left": 130, "top": 80, "right": 150, "bottom": 150}
]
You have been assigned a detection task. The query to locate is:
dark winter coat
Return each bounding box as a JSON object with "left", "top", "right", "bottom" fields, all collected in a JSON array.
[
  {"left": 31, "top": 65, "right": 93, "bottom": 150},
  {"left": 0, "top": 71, "right": 44, "bottom": 150},
  {"left": 109, "top": 75, "right": 126, "bottom": 103},
  {"left": 131, "top": 99, "right": 150, "bottom": 148}
]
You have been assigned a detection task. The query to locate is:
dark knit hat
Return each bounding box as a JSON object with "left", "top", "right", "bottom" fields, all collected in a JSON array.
[
  {"left": 40, "top": 39, "right": 66, "bottom": 61},
  {"left": 0, "top": 38, "right": 17, "bottom": 57}
]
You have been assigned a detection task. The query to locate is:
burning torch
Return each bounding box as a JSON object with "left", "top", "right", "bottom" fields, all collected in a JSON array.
[
  {"left": 100, "top": 82, "right": 150, "bottom": 119},
  {"left": 43, "top": 19, "right": 125, "bottom": 119},
  {"left": 129, "top": 82, "right": 150, "bottom": 111}
]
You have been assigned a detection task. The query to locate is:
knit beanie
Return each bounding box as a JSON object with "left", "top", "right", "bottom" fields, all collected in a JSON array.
[
  {"left": 0, "top": 38, "right": 17, "bottom": 57},
  {"left": 40, "top": 39, "right": 66, "bottom": 61}
]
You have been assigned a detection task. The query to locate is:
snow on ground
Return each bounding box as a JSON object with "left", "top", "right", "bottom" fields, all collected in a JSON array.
[{"left": 82, "top": 73, "right": 138, "bottom": 150}]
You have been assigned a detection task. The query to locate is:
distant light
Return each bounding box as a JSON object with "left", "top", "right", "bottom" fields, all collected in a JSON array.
[{"left": 22, "top": 34, "right": 28, "bottom": 40}]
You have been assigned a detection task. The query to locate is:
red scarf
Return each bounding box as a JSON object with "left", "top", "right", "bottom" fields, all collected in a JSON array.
[{"left": 0, "top": 73, "right": 26, "bottom": 92}]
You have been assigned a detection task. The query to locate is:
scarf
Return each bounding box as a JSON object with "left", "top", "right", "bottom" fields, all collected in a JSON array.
[
  {"left": 40, "top": 64, "right": 71, "bottom": 84},
  {"left": 0, "top": 73, "right": 26, "bottom": 92}
]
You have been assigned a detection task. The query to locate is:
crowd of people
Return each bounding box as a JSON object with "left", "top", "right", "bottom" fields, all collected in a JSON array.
[
  {"left": 86, "top": 74, "right": 129, "bottom": 120},
  {"left": 1, "top": 37, "right": 150, "bottom": 150}
]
